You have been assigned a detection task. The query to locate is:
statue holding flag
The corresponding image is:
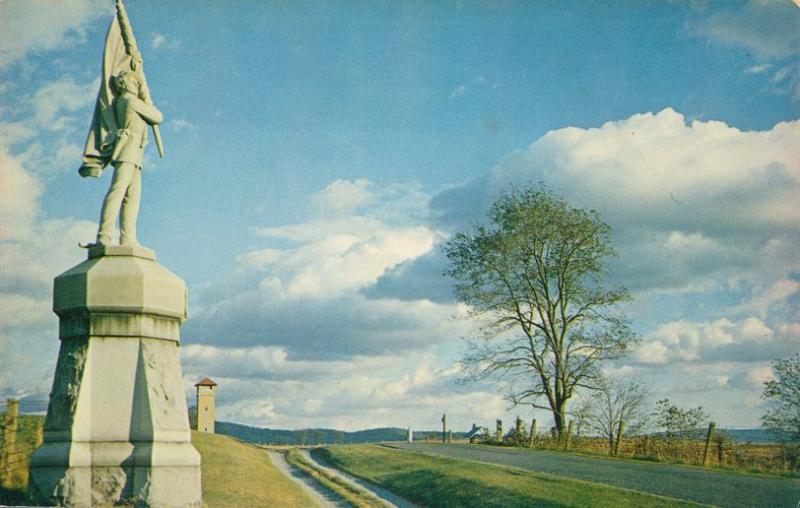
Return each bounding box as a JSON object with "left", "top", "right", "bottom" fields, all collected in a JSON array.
[{"left": 79, "top": 0, "right": 164, "bottom": 248}]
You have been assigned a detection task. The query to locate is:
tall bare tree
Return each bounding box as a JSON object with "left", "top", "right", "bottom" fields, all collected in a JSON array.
[
  {"left": 578, "top": 378, "right": 650, "bottom": 454},
  {"left": 444, "top": 184, "right": 636, "bottom": 433}
]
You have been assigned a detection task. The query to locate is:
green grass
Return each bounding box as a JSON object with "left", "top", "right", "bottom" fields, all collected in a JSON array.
[
  {"left": 192, "top": 431, "right": 318, "bottom": 507},
  {"left": 320, "top": 445, "right": 708, "bottom": 508}
]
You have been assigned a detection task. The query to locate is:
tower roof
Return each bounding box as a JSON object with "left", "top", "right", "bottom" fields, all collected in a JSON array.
[{"left": 194, "top": 377, "right": 218, "bottom": 387}]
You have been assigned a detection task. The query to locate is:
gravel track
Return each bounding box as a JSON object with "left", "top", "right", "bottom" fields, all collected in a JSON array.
[
  {"left": 267, "top": 450, "right": 347, "bottom": 507},
  {"left": 390, "top": 443, "right": 800, "bottom": 508},
  {"left": 305, "top": 449, "right": 418, "bottom": 507}
]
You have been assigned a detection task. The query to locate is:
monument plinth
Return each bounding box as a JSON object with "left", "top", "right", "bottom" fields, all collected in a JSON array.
[{"left": 30, "top": 246, "right": 201, "bottom": 507}]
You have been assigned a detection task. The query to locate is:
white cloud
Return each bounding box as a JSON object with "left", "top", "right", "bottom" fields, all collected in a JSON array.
[
  {"left": 187, "top": 178, "right": 466, "bottom": 361},
  {"left": 181, "top": 344, "right": 508, "bottom": 431},
  {"left": 524, "top": 109, "right": 799, "bottom": 221},
  {"left": 734, "top": 278, "right": 800, "bottom": 318},
  {"left": 432, "top": 108, "right": 800, "bottom": 297},
  {"left": 744, "top": 365, "right": 773, "bottom": 389},
  {"left": 31, "top": 76, "right": 98, "bottom": 131},
  {"left": 245, "top": 226, "right": 436, "bottom": 299},
  {"left": 744, "top": 63, "right": 772, "bottom": 75},
  {"left": 691, "top": 1, "right": 800, "bottom": 101},
  {"left": 0, "top": 0, "right": 112, "bottom": 69},
  {"left": 631, "top": 316, "right": 794, "bottom": 366},
  {"left": 693, "top": 1, "right": 800, "bottom": 59},
  {"left": 310, "top": 178, "right": 376, "bottom": 218},
  {"left": 0, "top": 122, "right": 35, "bottom": 147},
  {"left": 0, "top": 147, "right": 42, "bottom": 241},
  {"left": 151, "top": 33, "right": 167, "bottom": 49},
  {"left": 168, "top": 119, "right": 196, "bottom": 133},
  {"left": 0, "top": 138, "right": 96, "bottom": 398}
]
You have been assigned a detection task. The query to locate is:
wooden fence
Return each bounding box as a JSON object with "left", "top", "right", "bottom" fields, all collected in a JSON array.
[{"left": 0, "top": 399, "right": 46, "bottom": 491}]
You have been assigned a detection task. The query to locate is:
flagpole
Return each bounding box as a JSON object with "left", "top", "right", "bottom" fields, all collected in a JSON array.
[{"left": 116, "top": 0, "right": 165, "bottom": 158}]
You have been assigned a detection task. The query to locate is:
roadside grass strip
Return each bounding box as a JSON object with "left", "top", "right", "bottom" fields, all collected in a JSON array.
[
  {"left": 320, "top": 445, "right": 708, "bottom": 508},
  {"left": 285, "top": 449, "right": 391, "bottom": 508},
  {"left": 192, "top": 431, "right": 318, "bottom": 507}
]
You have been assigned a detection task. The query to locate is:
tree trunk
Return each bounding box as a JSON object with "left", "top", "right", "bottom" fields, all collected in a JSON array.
[{"left": 553, "top": 400, "right": 567, "bottom": 436}]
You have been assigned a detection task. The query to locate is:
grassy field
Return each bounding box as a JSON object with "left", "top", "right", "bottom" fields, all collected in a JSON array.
[
  {"left": 320, "top": 444, "right": 705, "bottom": 507},
  {"left": 192, "top": 431, "right": 318, "bottom": 507}
]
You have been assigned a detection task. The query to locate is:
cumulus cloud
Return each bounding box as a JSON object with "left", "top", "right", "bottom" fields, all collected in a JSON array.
[
  {"left": 0, "top": 0, "right": 112, "bottom": 69},
  {"left": 31, "top": 76, "right": 98, "bottom": 130},
  {"left": 188, "top": 109, "right": 797, "bottom": 428},
  {"left": 181, "top": 344, "right": 505, "bottom": 430},
  {"left": 186, "top": 178, "right": 467, "bottom": 361},
  {"left": 310, "top": 178, "right": 376, "bottom": 218},
  {"left": 0, "top": 147, "right": 42, "bottom": 241},
  {"left": 743, "top": 365, "right": 774, "bottom": 389},
  {"left": 0, "top": 131, "right": 95, "bottom": 398},
  {"left": 632, "top": 316, "right": 795, "bottom": 366},
  {"left": 429, "top": 109, "right": 799, "bottom": 296},
  {"left": 734, "top": 278, "right": 800, "bottom": 318}
]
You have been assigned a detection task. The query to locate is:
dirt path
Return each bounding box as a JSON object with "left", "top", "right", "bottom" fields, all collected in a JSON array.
[
  {"left": 267, "top": 450, "right": 347, "bottom": 508},
  {"left": 305, "top": 449, "right": 418, "bottom": 508}
]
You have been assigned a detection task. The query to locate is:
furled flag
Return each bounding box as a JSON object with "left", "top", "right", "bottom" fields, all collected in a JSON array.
[{"left": 79, "top": 0, "right": 163, "bottom": 178}]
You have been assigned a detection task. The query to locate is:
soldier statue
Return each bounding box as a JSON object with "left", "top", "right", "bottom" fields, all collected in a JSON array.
[{"left": 82, "top": 70, "right": 163, "bottom": 247}]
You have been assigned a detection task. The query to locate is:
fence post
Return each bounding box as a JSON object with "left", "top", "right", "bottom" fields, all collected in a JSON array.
[
  {"left": 702, "top": 422, "right": 716, "bottom": 466},
  {"left": 614, "top": 420, "right": 625, "bottom": 456},
  {"left": 496, "top": 420, "right": 503, "bottom": 441},
  {"left": 0, "top": 399, "right": 20, "bottom": 488},
  {"left": 447, "top": 430, "right": 452, "bottom": 443},
  {"left": 441, "top": 414, "right": 447, "bottom": 443},
  {"left": 35, "top": 417, "right": 44, "bottom": 448},
  {"left": 528, "top": 418, "right": 537, "bottom": 447}
]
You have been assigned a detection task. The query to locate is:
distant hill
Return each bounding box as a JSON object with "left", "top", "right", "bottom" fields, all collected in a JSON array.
[
  {"left": 217, "top": 421, "right": 782, "bottom": 446},
  {"left": 216, "top": 421, "right": 467, "bottom": 445},
  {"left": 719, "top": 428, "right": 779, "bottom": 444}
]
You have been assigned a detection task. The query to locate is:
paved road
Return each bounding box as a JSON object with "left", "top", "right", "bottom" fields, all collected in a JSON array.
[{"left": 391, "top": 443, "right": 800, "bottom": 508}]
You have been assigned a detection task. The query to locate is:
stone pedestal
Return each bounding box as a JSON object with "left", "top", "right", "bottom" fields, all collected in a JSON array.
[{"left": 30, "top": 245, "right": 201, "bottom": 507}]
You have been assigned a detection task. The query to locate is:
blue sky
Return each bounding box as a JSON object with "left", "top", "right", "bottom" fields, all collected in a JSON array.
[{"left": 1, "top": 0, "right": 798, "bottom": 431}]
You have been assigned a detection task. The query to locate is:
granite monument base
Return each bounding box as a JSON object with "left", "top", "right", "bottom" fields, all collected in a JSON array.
[{"left": 30, "top": 245, "right": 201, "bottom": 507}]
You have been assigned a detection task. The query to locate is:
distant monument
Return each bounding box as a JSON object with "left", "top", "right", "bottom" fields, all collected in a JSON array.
[
  {"left": 29, "top": 2, "right": 201, "bottom": 506},
  {"left": 194, "top": 378, "right": 218, "bottom": 433}
]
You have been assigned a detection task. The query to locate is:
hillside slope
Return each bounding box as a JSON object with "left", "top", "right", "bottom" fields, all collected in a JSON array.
[{"left": 192, "top": 431, "right": 318, "bottom": 507}]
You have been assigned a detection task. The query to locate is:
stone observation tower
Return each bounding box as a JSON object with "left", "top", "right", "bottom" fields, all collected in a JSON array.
[{"left": 194, "top": 378, "right": 218, "bottom": 433}]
